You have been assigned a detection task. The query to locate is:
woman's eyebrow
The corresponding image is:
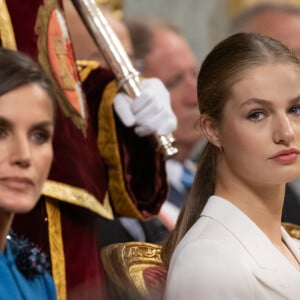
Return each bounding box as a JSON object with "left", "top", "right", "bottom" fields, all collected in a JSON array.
[
  {"left": 289, "top": 95, "right": 300, "bottom": 104},
  {"left": 240, "top": 95, "right": 300, "bottom": 108},
  {"left": 239, "top": 98, "right": 273, "bottom": 108},
  {"left": 0, "top": 116, "right": 12, "bottom": 128},
  {"left": 0, "top": 117, "right": 54, "bottom": 129}
]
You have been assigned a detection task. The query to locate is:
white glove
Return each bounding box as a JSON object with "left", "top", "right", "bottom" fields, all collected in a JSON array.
[{"left": 113, "top": 78, "right": 177, "bottom": 137}]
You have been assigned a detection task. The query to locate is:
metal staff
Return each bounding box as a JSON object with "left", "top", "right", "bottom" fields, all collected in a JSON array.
[{"left": 71, "top": 0, "right": 178, "bottom": 158}]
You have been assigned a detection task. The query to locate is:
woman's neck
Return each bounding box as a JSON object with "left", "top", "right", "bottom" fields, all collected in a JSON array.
[
  {"left": 0, "top": 211, "right": 14, "bottom": 252},
  {"left": 215, "top": 180, "right": 285, "bottom": 244}
]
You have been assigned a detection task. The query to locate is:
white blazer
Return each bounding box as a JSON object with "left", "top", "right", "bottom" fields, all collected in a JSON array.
[{"left": 164, "top": 196, "right": 300, "bottom": 300}]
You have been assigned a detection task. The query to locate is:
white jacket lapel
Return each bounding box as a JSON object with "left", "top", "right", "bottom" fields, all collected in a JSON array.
[{"left": 201, "top": 196, "right": 300, "bottom": 299}]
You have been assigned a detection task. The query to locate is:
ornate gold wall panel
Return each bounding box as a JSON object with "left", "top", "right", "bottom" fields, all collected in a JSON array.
[{"left": 230, "top": 0, "right": 300, "bottom": 17}]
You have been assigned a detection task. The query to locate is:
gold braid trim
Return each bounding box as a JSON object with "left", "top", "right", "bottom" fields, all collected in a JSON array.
[
  {"left": 0, "top": 0, "right": 17, "bottom": 50},
  {"left": 45, "top": 198, "right": 66, "bottom": 300},
  {"left": 42, "top": 180, "right": 113, "bottom": 220},
  {"left": 98, "top": 81, "right": 143, "bottom": 219},
  {"left": 35, "top": 1, "right": 88, "bottom": 135},
  {"left": 76, "top": 60, "right": 101, "bottom": 82}
]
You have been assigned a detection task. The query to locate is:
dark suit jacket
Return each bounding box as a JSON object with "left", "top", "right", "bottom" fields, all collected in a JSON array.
[{"left": 282, "top": 183, "right": 300, "bottom": 225}]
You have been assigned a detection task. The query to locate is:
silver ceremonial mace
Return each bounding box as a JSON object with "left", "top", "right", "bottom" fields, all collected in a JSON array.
[{"left": 71, "top": 0, "right": 178, "bottom": 158}]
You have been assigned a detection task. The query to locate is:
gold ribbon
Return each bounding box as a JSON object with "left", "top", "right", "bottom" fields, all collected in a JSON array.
[{"left": 0, "top": 0, "right": 17, "bottom": 49}]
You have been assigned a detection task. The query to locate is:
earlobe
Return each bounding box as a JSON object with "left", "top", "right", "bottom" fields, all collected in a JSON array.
[{"left": 200, "top": 114, "right": 220, "bottom": 147}]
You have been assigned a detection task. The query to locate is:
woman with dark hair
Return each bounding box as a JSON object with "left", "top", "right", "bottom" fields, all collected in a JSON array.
[
  {"left": 5, "top": 2, "right": 177, "bottom": 297},
  {"left": 163, "top": 33, "right": 300, "bottom": 299},
  {"left": 0, "top": 47, "right": 56, "bottom": 299}
]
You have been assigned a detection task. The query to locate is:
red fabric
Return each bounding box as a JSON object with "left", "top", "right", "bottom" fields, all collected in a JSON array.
[
  {"left": 49, "top": 72, "right": 112, "bottom": 202},
  {"left": 7, "top": 0, "right": 168, "bottom": 299},
  {"left": 83, "top": 67, "right": 168, "bottom": 217},
  {"left": 5, "top": 1, "right": 39, "bottom": 58},
  {"left": 143, "top": 266, "right": 168, "bottom": 300},
  {"left": 7, "top": 0, "right": 112, "bottom": 202},
  {"left": 13, "top": 199, "right": 108, "bottom": 300},
  {"left": 60, "top": 203, "right": 107, "bottom": 300},
  {"left": 116, "top": 119, "right": 167, "bottom": 216},
  {"left": 12, "top": 199, "right": 50, "bottom": 254}
]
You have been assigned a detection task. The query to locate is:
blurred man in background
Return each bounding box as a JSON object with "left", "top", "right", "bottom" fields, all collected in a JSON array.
[
  {"left": 64, "top": 0, "right": 133, "bottom": 64},
  {"left": 127, "top": 18, "right": 204, "bottom": 228}
]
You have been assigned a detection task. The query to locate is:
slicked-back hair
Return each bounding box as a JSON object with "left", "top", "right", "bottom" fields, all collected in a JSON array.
[{"left": 0, "top": 47, "right": 56, "bottom": 111}]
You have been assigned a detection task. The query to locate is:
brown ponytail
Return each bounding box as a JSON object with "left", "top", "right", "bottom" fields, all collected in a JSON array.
[{"left": 162, "top": 143, "right": 217, "bottom": 266}]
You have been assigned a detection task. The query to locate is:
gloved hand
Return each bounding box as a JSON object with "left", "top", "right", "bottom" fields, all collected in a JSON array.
[{"left": 113, "top": 78, "right": 177, "bottom": 137}]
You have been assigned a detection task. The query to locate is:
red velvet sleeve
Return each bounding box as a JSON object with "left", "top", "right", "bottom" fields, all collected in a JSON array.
[
  {"left": 83, "top": 67, "right": 168, "bottom": 218},
  {"left": 6, "top": 0, "right": 167, "bottom": 217}
]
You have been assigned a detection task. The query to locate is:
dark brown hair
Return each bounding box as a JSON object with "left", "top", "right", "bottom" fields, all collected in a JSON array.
[
  {"left": 0, "top": 47, "right": 56, "bottom": 113},
  {"left": 162, "top": 32, "right": 300, "bottom": 266}
]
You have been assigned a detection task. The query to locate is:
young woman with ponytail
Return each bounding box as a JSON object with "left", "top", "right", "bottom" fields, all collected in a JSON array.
[{"left": 163, "top": 32, "right": 300, "bottom": 300}]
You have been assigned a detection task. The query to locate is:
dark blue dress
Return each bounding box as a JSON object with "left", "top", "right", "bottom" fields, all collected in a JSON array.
[{"left": 0, "top": 236, "right": 56, "bottom": 300}]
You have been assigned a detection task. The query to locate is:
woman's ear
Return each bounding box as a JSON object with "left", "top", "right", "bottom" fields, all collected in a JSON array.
[{"left": 200, "top": 114, "right": 220, "bottom": 147}]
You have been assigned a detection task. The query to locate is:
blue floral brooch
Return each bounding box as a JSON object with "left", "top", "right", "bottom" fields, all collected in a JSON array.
[{"left": 7, "top": 231, "right": 50, "bottom": 279}]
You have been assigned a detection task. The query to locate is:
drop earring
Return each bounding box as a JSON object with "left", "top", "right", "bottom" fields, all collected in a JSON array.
[{"left": 216, "top": 142, "right": 223, "bottom": 153}]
